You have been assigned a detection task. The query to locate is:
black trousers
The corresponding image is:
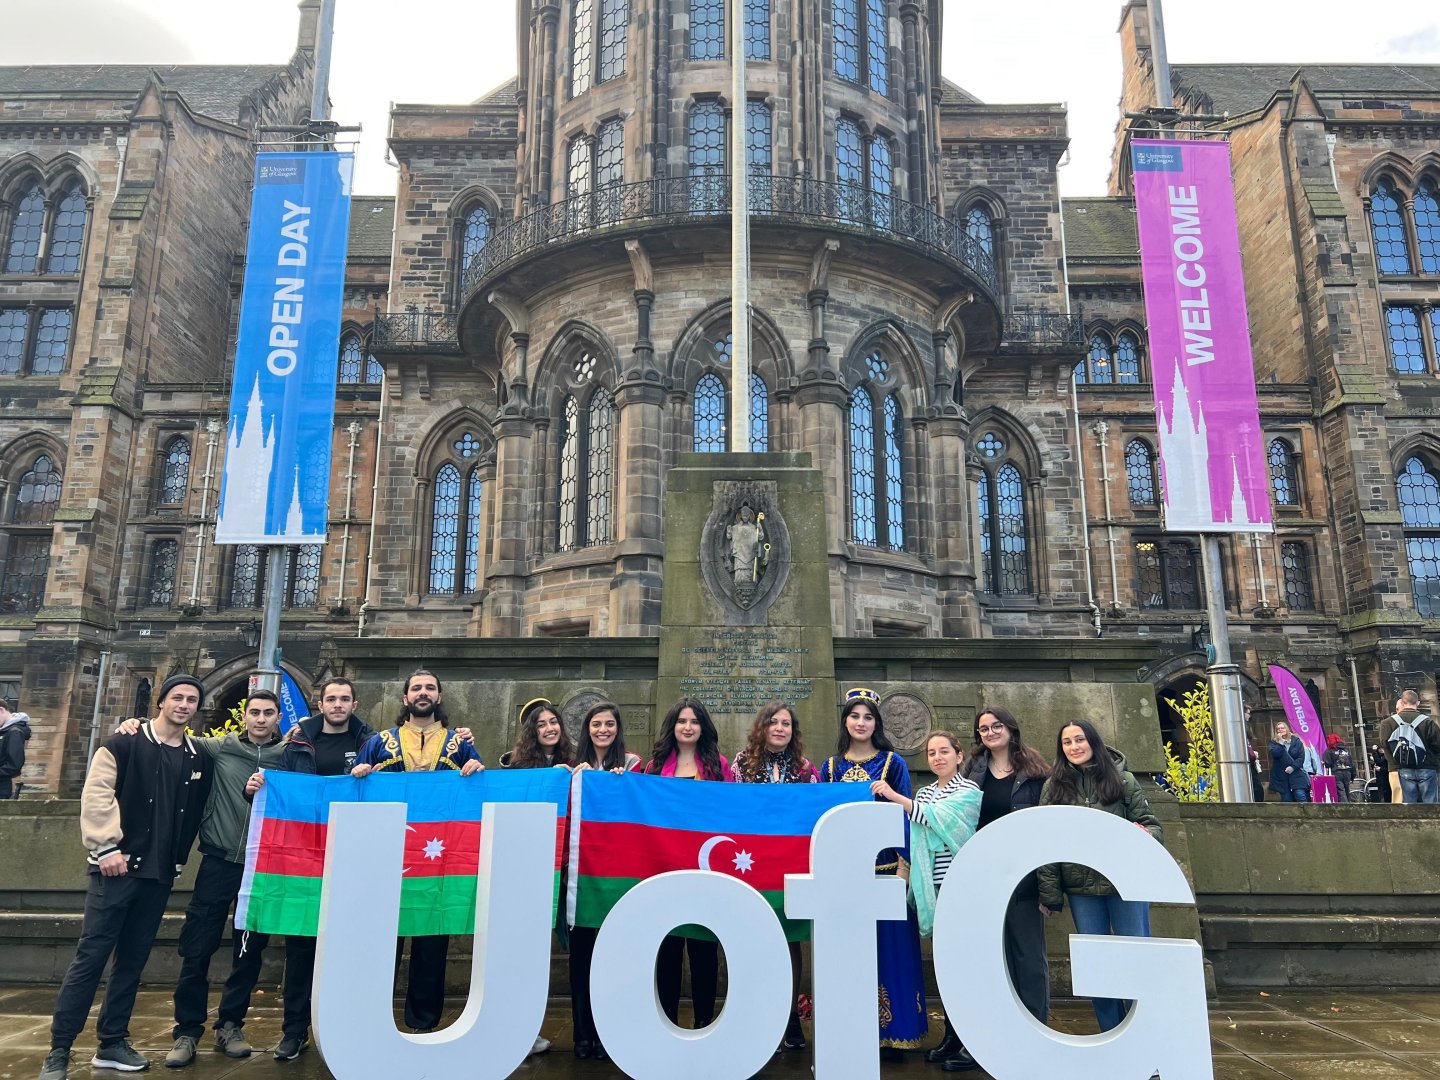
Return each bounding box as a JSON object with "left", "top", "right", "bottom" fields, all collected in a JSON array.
[
  {"left": 1005, "top": 892, "right": 1050, "bottom": 1022},
  {"left": 568, "top": 927, "right": 598, "bottom": 1043},
  {"left": 51, "top": 873, "right": 173, "bottom": 1049},
  {"left": 281, "top": 934, "right": 317, "bottom": 1039},
  {"left": 393, "top": 935, "right": 449, "bottom": 1031},
  {"left": 656, "top": 934, "right": 719, "bottom": 1029},
  {"left": 172, "top": 854, "right": 270, "bottom": 1038}
]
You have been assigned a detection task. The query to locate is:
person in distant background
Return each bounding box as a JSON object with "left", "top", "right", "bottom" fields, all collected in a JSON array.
[
  {"left": 0, "top": 703, "right": 31, "bottom": 799},
  {"left": 1323, "top": 734, "right": 1356, "bottom": 804}
]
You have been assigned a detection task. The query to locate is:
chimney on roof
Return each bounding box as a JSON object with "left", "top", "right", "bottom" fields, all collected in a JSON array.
[{"left": 296, "top": 0, "right": 321, "bottom": 55}]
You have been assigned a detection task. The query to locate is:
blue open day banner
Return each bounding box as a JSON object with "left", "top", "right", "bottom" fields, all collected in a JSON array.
[{"left": 217, "top": 151, "right": 354, "bottom": 545}]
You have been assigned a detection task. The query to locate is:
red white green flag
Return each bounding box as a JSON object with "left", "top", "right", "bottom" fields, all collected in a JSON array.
[
  {"left": 236, "top": 769, "right": 570, "bottom": 936},
  {"left": 567, "top": 769, "right": 870, "bottom": 941}
]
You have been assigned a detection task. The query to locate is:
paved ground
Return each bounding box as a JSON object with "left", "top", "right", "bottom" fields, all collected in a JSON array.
[{"left": 6, "top": 986, "right": 1440, "bottom": 1078}]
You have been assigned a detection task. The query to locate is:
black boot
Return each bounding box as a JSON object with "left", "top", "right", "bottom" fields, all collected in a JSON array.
[
  {"left": 926, "top": 1015, "right": 961, "bottom": 1064},
  {"left": 941, "top": 1045, "right": 980, "bottom": 1072}
]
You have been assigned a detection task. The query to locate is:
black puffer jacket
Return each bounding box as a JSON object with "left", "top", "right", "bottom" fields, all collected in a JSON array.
[{"left": 1037, "top": 747, "right": 1162, "bottom": 910}]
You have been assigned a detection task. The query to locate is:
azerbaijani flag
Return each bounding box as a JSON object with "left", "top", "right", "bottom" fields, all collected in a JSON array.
[
  {"left": 568, "top": 770, "right": 871, "bottom": 941},
  {"left": 236, "top": 769, "right": 570, "bottom": 937}
]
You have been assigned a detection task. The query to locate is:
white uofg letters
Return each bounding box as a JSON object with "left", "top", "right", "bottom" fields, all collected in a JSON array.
[{"left": 312, "top": 802, "right": 1212, "bottom": 1080}]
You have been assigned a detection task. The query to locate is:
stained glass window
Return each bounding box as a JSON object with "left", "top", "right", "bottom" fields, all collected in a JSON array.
[
  {"left": 158, "top": 435, "right": 191, "bottom": 506},
  {"left": 1370, "top": 178, "right": 1412, "bottom": 275},
  {"left": 749, "top": 372, "right": 768, "bottom": 451},
  {"left": 746, "top": 0, "right": 770, "bottom": 59},
  {"left": 463, "top": 466, "right": 482, "bottom": 593},
  {"left": 1416, "top": 178, "right": 1440, "bottom": 275},
  {"left": 598, "top": 0, "right": 627, "bottom": 82},
  {"left": 849, "top": 386, "right": 877, "bottom": 546},
  {"left": 559, "top": 396, "right": 580, "bottom": 550},
  {"left": 1115, "top": 330, "right": 1142, "bottom": 383},
  {"left": 689, "top": 101, "right": 726, "bottom": 212},
  {"left": 0, "top": 310, "right": 28, "bottom": 376},
  {"left": 865, "top": 0, "right": 888, "bottom": 93},
  {"left": 1386, "top": 306, "right": 1426, "bottom": 374},
  {"left": 834, "top": 0, "right": 860, "bottom": 82},
  {"left": 30, "top": 309, "right": 70, "bottom": 376},
  {"left": 46, "top": 182, "right": 88, "bottom": 275},
  {"left": 995, "top": 463, "right": 1028, "bottom": 594},
  {"left": 4, "top": 183, "right": 43, "bottom": 274},
  {"left": 976, "top": 432, "right": 1003, "bottom": 458},
  {"left": 1125, "top": 439, "right": 1157, "bottom": 507},
  {"left": 883, "top": 394, "right": 904, "bottom": 549},
  {"left": 230, "top": 545, "right": 262, "bottom": 608},
  {"left": 339, "top": 333, "right": 366, "bottom": 384},
  {"left": 746, "top": 101, "right": 772, "bottom": 175},
  {"left": 865, "top": 352, "right": 889, "bottom": 381},
  {"left": 14, "top": 456, "right": 61, "bottom": 525},
  {"left": 568, "top": 136, "right": 593, "bottom": 199},
  {"left": 146, "top": 540, "right": 178, "bottom": 608},
  {"left": 1086, "top": 333, "right": 1113, "bottom": 384},
  {"left": 836, "top": 118, "right": 863, "bottom": 188},
  {"left": 1407, "top": 536, "right": 1440, "bottom": 617},
  {"left": 1135, "top": 539, "right": 1200, "bottom": 610},
  {"left": 1268, "top": 438, "right": 1298, "bottom": 507},
  {"left": 571, "top": 0, "right": 595, "bottom": 95},
  {"left": 586, "top": 387, "right": 614, "bottom": 544},
  {"left": 1281, "top": 541, "right": 1314, "bottom": 612},
  {"left": 1398, "top": 456, "right": 1440, "bottom": 528},
  {"left": 869, "top": 136, "right": 893, "bottom": 228},
  {"left": 596, "top": 120, "right": 624, "bottom": 189},
  {"left": 429, "top": 463, "right": 462, "bottom": 594},
  {"left": 977, "top": 472, "right": 993, "bottom": 593},
  {"left": 0, "top": 534, "right": 49, "bottom": 614},
  {"left": 691, "top": 0, "right": 723, "bottom": 59},
  {"left": 694, "top": 372, "right": 727, "bottom": 452},
  {"left": 965, "top": 206, "right": 994, "bottom": 260},
  {"left": 289, "top": 545, "right": 322, "bottom": 608},
  {"left": 462, "top": 204, "right": 491, "bottom": 278}
]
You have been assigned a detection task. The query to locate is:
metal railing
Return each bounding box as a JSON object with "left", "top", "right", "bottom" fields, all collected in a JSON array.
[
  {"left": 459, "top": 174, "right": 999, "bottom": 307},
  {"left": 999, "top": 311, "right": 1087, "bottom": 350},
  {"left": 373, "top": 309, "right": 461, "bottom": 350}
]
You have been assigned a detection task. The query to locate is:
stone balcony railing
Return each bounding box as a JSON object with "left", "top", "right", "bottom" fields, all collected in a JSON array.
[{"left": 458, "top": 173, "right": 1000, "bottom": 310}]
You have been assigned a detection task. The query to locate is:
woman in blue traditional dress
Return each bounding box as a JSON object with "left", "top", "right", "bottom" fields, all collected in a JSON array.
[{"left": 818, "top": 687, "right": 929, "bottom": 1058}]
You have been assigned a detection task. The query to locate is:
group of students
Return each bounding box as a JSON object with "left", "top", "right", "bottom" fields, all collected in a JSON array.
[
  {"left": 37, "top": 670, "right": 1164, "bottom": 1080},
  {"left": 506, "top": 686, "right": 1163, "bottom": 1071}
]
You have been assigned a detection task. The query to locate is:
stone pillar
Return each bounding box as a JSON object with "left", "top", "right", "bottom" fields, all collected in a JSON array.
[
  {"left": 611, "top": 378, "right": 667, "bottom": 635},
  {"left": 899, "top": 1, "right": 925, "bottom": 205},
  {"left": 483, "top": 414, "right": 536, "bottom": 635}
]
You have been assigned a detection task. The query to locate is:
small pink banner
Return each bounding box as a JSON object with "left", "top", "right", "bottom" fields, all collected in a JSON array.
[
  {"left": 1268, "top": 663, "right": 1327, "bottom": 763},
  {"left": 1132, "top": 139, "right": 1273, "bottom": 533}
]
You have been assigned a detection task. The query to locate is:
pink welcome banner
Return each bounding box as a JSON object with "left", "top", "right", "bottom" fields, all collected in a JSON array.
[{"left": 1132, "top": 139, "right": 1272, "bottom": 534}]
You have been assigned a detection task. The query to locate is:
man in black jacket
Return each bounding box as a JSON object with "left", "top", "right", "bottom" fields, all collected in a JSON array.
[
  {"left": 0, "top": 703, "right": 31, "bottom": 799},
  {"left": 39, "top": 675, "right": 213, "bottom": 1080}
]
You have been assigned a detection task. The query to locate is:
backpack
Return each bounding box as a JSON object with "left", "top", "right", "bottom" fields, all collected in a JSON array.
[{"left": 1388, "top": 718, "right": 1432, "bottom": 771}]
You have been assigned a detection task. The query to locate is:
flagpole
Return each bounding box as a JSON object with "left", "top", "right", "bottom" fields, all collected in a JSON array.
[
  {"left": 730, "top": 0, "right": 751, "bottom": 452},
  {"left": 1147, "top": 0, "right": 1251, "bottom": 802}
]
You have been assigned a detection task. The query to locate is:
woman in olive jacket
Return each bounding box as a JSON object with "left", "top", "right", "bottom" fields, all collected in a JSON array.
[{"left": 1038, "top": 719, "right": 1162, "bottom": 1033}]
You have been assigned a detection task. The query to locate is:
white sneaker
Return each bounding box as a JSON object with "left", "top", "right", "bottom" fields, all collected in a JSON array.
[{"left": 528, "top": 1035, "right": 551, "bottom": 1056}]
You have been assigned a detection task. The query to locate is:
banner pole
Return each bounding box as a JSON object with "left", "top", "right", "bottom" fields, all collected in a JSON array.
[
  {"left": 729, "top": 0, "right": 750, "bottom": 451},
  {"left": 252, "top": 0, "right": 338, "bottom": 698}
]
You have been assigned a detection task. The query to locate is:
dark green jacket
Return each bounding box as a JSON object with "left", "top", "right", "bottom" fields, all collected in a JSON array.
[
  {"left": 1037, "top": 748, "right": 1162, "bottom": 909},
  {"left": 197, "top": 731, "right": 287, "bottom": 862}
]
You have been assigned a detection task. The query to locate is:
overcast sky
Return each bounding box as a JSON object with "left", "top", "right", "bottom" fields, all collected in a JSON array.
[{"left": 3, "top": 0, "right": 1437, "bottom": 197}]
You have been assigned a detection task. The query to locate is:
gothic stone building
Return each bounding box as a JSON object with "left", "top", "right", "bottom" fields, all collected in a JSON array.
[{"left": 0, "top": 0, "right": 1436, "bottom": 792}]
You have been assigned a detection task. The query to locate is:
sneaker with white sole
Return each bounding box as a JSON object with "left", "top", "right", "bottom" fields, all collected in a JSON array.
[
  {"left": 529, "top": 1035, "right": 551, "bottom": 1056},
  {"left": 164, "top": 1037, "right": 197, "bottom": 1069},
  {"left": 273, "top": 1035, "right": 307, "bottom": 1062},
  {"left": 214, "top": 1023, "right": 251, "bottom": 1059},
  {"left": 91, "top": 1040, "right": 149, "bottom": 1072},
  {"left": 38, "top": 1048, "right": 71, "bottom": 1080}
]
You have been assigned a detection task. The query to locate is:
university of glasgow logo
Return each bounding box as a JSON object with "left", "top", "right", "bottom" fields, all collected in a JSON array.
[{"left": 1132, "top": 144, "right": 1184, "bottom": 172}]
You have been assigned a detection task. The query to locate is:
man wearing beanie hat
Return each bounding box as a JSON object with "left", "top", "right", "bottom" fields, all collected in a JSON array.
[{"left": 40, "top": 675, "right": 213, "bottom": 1080}]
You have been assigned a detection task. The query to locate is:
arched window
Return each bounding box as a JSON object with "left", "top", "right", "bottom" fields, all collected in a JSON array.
[
  {"left": 0, "top": 453, "right": 61, "bottom": 614},
  {"left": 1114, "top": 330, "right": 1142, "bottom": 383},
  {"left": 571, "top": 0, "right": 595, "bottom": 94},
  {"left": 1084, "top": 333, "right": 1112, "bottom": 384},
  {"left": 1280, "top": 541, "right": 1315, "bottom": 612},
  {"left": 557, "top": 386, "right": 615, "bottom": 551},
  {"left": 882, "top": 395, "right": 904, "bottom": 549},
  {"left": 694, "top": 372, "right": 727, "bottom": 452},
  {"left": 690, "top": 0, "right": 723, "bottom": 58},
  {"left": 45, "top": 181, "right": 88, "bottom": 275},
  {"left": 4, "top": 182, "right": 44, "bottom": 274},
  {"left": 849, "top": 380, "right": 905, "bottom": 551},
  {"left": 460, "top": 204, "right": 492, "bottom": 280},
  {"left": 1125, "top": 439, "right": 1158, "bottom": 507},
  {"left": 1385, "top": 305, "right": 1428, "bottom": 374},
  {"left": 974, "top": 433, "right": 1031, "bottom": 595},
  {"left": 849, "top": 385, "right": 878, "bottom": 545},
  {"left": 964, "top": 206, "right": 994, "bottom": 261},
  {"left": 156, "top": 434, "right": 191, "bottom": 507},
  {"left": 338, "top": 332, "right": 383, "bottom": 385},
  {"left": 1398, "top": 456, "right": 1440, "bottom": 617},
  {"left": 833, "top": 0, "right": 887, "bottom": 92},
  {"left": 146, "top": 539, "right": 179, "bottom": 608},
  {"left": 749, "top": 372, "right": 769, "bottom": 451},
  {"left": 1267, "top": 438, "right": 1299, "bottom": 507},
  {"left": 428, "top": 460, "right": 485, "bottom": 596},
  {"left": 1370, "top": 178, "right": 1412, "bottom": 275},
  {"left": 1416, "top": 178, "right": 1440, "bottom": 275}
]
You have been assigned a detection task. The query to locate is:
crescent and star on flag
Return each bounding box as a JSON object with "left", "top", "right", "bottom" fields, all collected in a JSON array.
[
  {"left": 400, "top": 823, "right": 447, "bottom": 874},
  {"left": 698, "top": 835, "right": 755, "bottom": 875}
]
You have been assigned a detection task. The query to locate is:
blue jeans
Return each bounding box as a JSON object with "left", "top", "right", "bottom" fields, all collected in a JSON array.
[
  {"left": 1398, "top": 768, "right": 1439, "bottom": 804},
  {"left": 1067, "top": 894, "right": 1151, "bottom": 1032},
  {"left": 1279, "top": 784, "right": 1311, "bottom": 803}
]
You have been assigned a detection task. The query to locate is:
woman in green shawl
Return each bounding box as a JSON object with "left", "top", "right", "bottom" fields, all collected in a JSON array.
[{"left": 872, "top": 730, "right": 982, "bottom": 1064}]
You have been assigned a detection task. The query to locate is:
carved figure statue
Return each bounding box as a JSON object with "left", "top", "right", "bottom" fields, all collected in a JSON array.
[{"left": 725, "top": 504, "right": 769, "bottom": 587}]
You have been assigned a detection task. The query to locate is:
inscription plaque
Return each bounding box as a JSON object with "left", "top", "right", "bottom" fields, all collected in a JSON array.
[{"left": 678, "top": 629, "right": 814, "bottom": 717}]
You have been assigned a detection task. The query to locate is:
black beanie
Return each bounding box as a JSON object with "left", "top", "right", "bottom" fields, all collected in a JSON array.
[{"left": 158, "top": 674, "right": 205, "bottom": 708}]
